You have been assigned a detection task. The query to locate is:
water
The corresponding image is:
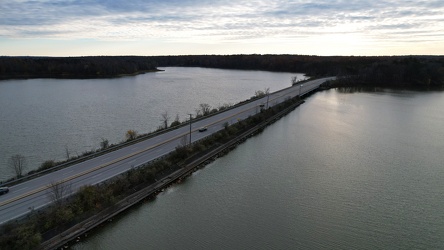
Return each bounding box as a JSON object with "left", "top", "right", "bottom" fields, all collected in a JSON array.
[
  {"left": 0, "top": 68, "right": 305, "bottom": 181},
  {"left": 73, "top": 89, "right": 444, "bottom": 249}
]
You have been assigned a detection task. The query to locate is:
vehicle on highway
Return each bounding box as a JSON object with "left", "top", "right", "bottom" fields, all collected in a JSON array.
[
  {"left": 198, "top": 126, "right": 208, "bottom": 132},
  {"left": 0, "top": 187, "right": 9, "bottom": 195}
]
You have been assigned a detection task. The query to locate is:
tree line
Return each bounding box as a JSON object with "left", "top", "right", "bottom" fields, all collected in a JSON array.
[
  {"left": 0, "top": 56, "right": 158, "bottom": 79},
  {"left": 330, "top": 56, "right": 444, "bottom": 89},
  {"left": 149, "top": 54, "right": 382, "bottom": 76},
  {"left": 150, "top": 55, "right": 444, "bottom": 88},
  {"left": 1, "top": 55, "right": 443, "bottom": 88}
]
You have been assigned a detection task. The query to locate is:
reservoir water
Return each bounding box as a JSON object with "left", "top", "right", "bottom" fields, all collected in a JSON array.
[
  {"left": 0, "top": 68, "right": 305, "bottom": 181},
  {"left": 1, "top": 68, "right": 443, "bottom": 249},
  {"left": 72, "top": 89, "right": 444, "bottom": 249}
]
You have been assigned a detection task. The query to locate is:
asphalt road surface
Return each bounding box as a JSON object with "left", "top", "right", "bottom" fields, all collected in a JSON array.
[{"left": 0, "top": 77, "right": 334, "bottom": 224}]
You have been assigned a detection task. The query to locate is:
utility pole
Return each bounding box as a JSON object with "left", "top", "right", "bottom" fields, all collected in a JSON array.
[
  {"left": 299, "top": 84, "right": 303, "bottom": 96},
  {"left": 188, "top": 114, "right": 192, "bottom": 147},
  {"left": 266, "top": 93, "right": 270, "bottom": 109}
]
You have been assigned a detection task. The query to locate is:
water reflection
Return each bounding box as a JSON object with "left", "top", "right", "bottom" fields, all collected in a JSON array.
[{"left": 73, "top": 89, "right": 444, "bottom": 250}]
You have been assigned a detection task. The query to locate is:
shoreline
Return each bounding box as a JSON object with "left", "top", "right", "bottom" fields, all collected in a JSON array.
[{"left": 0, "top": 69, "right": 163, "bottom": 81}]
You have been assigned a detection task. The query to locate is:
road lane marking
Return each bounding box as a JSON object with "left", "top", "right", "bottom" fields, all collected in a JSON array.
[
  {"left": 62, "top": 170, "right": 74, "bottom": 176},
  {"left": 14, "top": 187, "right": 28, "bottom": 192},
  {"left": 101, "top": 157, "right": 110, "bottom": 162}
]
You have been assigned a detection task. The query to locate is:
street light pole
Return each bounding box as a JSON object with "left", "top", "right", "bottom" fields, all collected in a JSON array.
[
  {"left": 299, "top": 84, "right": 303, "bottom": 96},
  {"left": 188, "top": 114, "right": 192, "bottom": 147}
]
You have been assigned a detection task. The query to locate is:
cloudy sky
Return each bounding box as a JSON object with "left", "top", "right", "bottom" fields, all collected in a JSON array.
[{"left": 1, "top": 0, "right": 443, "bottom": 56}]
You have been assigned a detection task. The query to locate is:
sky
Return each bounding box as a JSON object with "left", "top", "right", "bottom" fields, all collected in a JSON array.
[{"left": 1, "top": 0, "right": 443, "bottom": 56}]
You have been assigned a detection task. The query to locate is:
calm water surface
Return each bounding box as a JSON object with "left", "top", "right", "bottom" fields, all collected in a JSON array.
[
  {"left": 72, "top": 89, "right": 444, "bottom": 249},
  {"left": 0, "top": 68, "right": 305, "bottom": 180}
]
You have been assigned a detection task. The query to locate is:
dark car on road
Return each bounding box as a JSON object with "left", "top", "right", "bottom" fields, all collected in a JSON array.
[
  {"left": 0, "top": 187, "right": 9, "bottom": 195},
  {"left": 198, "top": 127, "right": 208, "bottom": 132}
]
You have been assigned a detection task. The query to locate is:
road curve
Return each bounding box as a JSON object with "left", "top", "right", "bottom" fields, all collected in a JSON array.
[{"left": 0, "top": 77, "right": 334, "bottom": 224}]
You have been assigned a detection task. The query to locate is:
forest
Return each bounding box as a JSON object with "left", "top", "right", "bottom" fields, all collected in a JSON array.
[
  {"left": 0, "top": 55, "right": 443, "bottom": 88},
  {"left": 150, "top": 54, "right": 380, "bottom": 76},
  {"left": 0, "top": 56, "right": 158, "bottom": 79},
  {"left": 329, "top": 56, "right": 444, "bottom": 89},
  {"left": 150, "top": 55, "right": 444, "bottom": 88}
]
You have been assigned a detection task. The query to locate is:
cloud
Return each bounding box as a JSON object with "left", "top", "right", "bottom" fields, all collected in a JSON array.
[{"left": 1, "top": 0, "right": 443, "bottom": 54}]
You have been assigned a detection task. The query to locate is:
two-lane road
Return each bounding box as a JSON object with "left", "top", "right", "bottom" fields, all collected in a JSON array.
[{"left": 0, "top": 77, "right": 334, "bottom": 224}]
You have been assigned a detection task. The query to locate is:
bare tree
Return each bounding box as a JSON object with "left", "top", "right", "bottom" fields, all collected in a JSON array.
[
  {"left": 126, "top": 130, "right": 138, "bottom": 141},
  {"left": 65, "top": 145, "right": 70, "bottom": 159},
  {"left": 254, "top": 90, "right": 264, "bottom": 97},
  {"left": 47, "top": 181, "right": 72, "bottom": 207},
  {"left": 291, "top": 76, "right": 298, "bottom": 85},
  {"left": 160, "top": 111, "right": 170, "bottom": 129},
  {"left": 195, "top": 108, "right": 202, "bottom": 117},
  {"left": 8, "top": 154, "right": 26, "bottom": 178},
  {"left": 170, "top": 114, "right": 181, "bottom": 127},
  {"left": 199, "top": 103, "right": 212, "bottom": 116},
  {"left": 100, "top": 137, "right": 109, "bottom": 150},
  {"left": 254, "top": 87, "right": 270, "bottom": 98}
]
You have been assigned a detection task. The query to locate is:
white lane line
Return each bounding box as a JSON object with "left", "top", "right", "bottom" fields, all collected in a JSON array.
[
  {"left": 101, "top": 156, "right": 110, "bottom": 162},
  {"left": 14, "top": 187, "right": 28, "bottom": 192},
  {"left": 62, "top": 170, "right": 74, "bottom": 176}
]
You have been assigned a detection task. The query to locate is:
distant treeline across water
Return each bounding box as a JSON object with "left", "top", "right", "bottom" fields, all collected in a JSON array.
[
  {"left": 0, "top": 56, "right": 159, "bottom": 79},
  {"left": 1, "top": 55, "right": 443, "bottom": 88}
]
